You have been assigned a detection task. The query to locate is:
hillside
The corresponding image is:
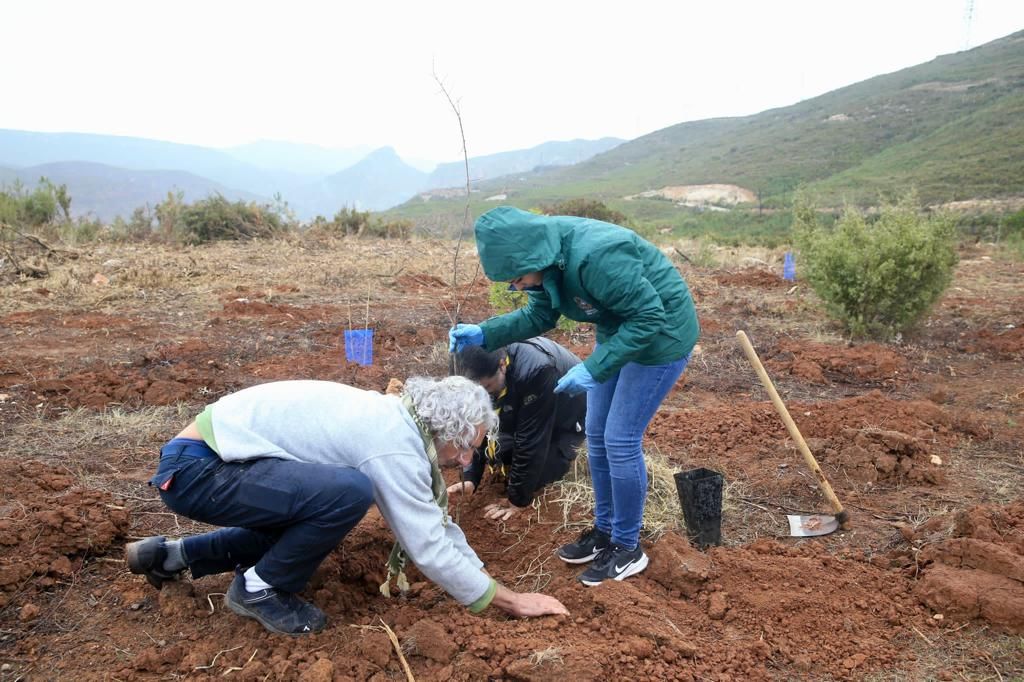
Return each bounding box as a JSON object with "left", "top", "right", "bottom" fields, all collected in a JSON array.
[
  {"left": 423, "top": 137, "right": 624, "bottom": 190},
  {"left": 221, "top": 140, "right": 374, "bottom": 175},
  {"left": 0, "top": 129, "right": 304, "bottom": 199},
  {"left": 0, "top": 162, "right": 265, "bottom": 221},
  {"left": 388, "top": 30, "right": 1024, "bottom": 227},
  {"left": 0, "top": 130, "right": 619, "bottom": 220},
  {"left": 292, "top": 147, "right": 428, "bottom": 214}
]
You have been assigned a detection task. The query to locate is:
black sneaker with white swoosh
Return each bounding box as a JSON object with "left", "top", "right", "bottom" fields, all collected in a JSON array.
[{"left": 577, "top": 543, "right": 649, "bottom": 586}]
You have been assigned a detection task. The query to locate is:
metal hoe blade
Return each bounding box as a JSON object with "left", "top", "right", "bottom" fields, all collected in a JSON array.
[{"left": 787, "top": 514, "right": 840, "bottom": 537}]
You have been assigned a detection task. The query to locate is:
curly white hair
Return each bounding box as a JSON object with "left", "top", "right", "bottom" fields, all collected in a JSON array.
[{"left": 404, "top": 375, "right": 498, "bottom": 449}]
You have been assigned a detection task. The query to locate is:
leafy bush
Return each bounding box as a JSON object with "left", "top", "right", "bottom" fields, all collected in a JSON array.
[
  {"left": 331, "top": 207, "right": 372, "bottom": 236},
  {"left": 488, "top": 282, "right": 579, "bottom": 333},
  {"left": 0, "top": 178, "right": 71, "bottom": 228},
  {"left": 488, "top": 282, "right": 526, "bottom": 315},
  {"left": 177, "top": 195, "right": 290, "bottom": 245},
  {"left": 110, "top": 206, "right": 156, "bottom": 242},
  {"left": 306, "top": 208, "right": 410, "bottom": 240},
  {"left": 540, "top": 198, "right": 628, "bottom": 225},
  {"left": 67, "top": 216, "right": 104, "bottom": 243},
  {"left": 154, "top": 191, "right": 185, "bottom": 240},
  {"left": 793, "top": 194, "right": 958, "bottom": 338},
  {"left": 1000, "top": 209, "right": 1024, "bottom": 257},
  {"left": 365, "top": 218, "right": 412, "bottom": 239}
]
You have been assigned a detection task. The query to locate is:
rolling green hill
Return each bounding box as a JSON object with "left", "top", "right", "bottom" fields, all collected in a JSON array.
[{"left": 387, "top": 30, "right": 1024, "bottom": 234}]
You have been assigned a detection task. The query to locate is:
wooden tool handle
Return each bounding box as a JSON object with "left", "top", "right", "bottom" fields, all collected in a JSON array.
[{"left": 736, "top": 331, "right": 851, "bottom": 530}]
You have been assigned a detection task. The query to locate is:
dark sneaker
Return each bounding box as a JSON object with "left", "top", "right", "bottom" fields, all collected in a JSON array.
[
  {"left": 557, "top": 526, "right": 611, "bottom": 564},
  {"left": 577, "top": 543, "right": 649, "bottom": 586},
  {"left": 125, "top": 536, "right": 183, "bottom": 590},
  {"left": 225, "top": 572, "right": 326, "bottom": 636}
]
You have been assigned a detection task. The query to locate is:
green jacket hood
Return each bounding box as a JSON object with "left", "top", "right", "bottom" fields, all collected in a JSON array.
[{"left": 474, "top": 207, "right": 563, "bottom": 281}]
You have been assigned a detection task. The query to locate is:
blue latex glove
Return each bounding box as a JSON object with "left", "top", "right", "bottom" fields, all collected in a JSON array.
[
  {"left": 449, "top": 323, "right": 485, "bottom": 352},
  {"left": 554, "top": 364, "right": 597, "bottom": 395}
]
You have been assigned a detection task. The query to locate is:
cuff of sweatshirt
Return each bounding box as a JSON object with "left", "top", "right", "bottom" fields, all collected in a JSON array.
[
  {"left": 195, "top": 405, "right": 220, "bottom": 454},
  {"left": 468, "top": 578, "right": 497, "bottom": 614}
]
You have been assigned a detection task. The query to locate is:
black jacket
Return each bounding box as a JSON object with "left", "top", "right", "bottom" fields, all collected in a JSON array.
[{"left": 464, "top": 337, "right": 587, "bottom": 507}]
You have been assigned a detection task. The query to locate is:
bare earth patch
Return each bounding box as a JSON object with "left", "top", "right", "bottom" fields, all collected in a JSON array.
[
  {"left": 0, "top": 238, "right": 1021, "bottom": 680},
  {"left": 625, "top": 184, "right": 757, "bottom": 206}
]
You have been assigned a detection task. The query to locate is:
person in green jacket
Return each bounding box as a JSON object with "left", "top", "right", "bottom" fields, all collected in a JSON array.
[{"left": 449, "top": 206, "right": 699, "bottom": 586}]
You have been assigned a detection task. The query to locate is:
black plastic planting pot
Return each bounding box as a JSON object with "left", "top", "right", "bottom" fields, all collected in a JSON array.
[{"left": 674, "top": 467, "right": 724, "bottom": 549}]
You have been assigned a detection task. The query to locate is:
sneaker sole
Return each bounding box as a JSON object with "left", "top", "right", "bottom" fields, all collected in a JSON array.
[
  {"left": 557, "top": 549, "right": 605, "bottom": 565},
  {"left": 579, "top": 553, "right": 649, "bottom": 587},
  {"left": 224, "top": 594, "right": 323, "bottom": 637}
]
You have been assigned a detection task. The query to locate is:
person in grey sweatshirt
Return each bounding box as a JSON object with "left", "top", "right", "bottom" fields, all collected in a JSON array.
[{"left": 125, "top": 376, "right": 568, "bottom": 635}]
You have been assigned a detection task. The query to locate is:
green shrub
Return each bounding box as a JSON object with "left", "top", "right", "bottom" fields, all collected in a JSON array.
[
  {"left": 488, "top": 282, "right": 526, "bottom": 315},
  {"left": 307, "top": 209, "right": 410, "bottom": 240},
  {"left": 365, "top": 218, "right": 412, "bottom": 239},
  {"left": 63, "top": 216, "right": 104, "bottom": 244},
  {"left": 178, "top": 195, "right": 289, "bottom": 245},
  {"left": 154, "top": 191, "right": 185, "bottom": 239},
  {"left": 1000, "top": 209, "right": 1024, "bottom": 257},
  {"left": 540, "top": 198, "right": 628, "bottom": 225},
  {"left": 332, "top": 207, "right": 372, "bottom": 236},
  {"left": 692, "top": 235, "right": 720, "bottom": 268},
  {"left": 0, "top": 178, "right": 71, "bottom": 229},
  {"left": 793, "top": 194, "right": 958, "bottom": 338},
  {"left": 488, "top": 282, "right": 579, "bottom": 333}
]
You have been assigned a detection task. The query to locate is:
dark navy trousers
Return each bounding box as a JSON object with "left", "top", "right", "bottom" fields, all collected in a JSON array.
[{"left": 151, "top": 438, "right": 373, "bottom": 593}]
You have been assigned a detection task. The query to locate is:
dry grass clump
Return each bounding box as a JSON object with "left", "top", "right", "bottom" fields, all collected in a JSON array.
[
  {"left": 46, "top": 265, "right": 87, "bottom": 296},
  {"left": 672, "top": 238, "right": 788, "bottom": 271},
  {"left": 717, "top": 477, "right": 789, "bottom": 545},
  {"left": 529, "top": 646, "right": 564, "bottom": 667},
  {"left": 553, "top": 448, "right": 690, "bottom": 542},
  {"left": 3, "top": 405, "right": 190, "bottom": 485},
  {"left": 862, "top": 625, "right": 1023, "bottom": 682},
  {"left": 0, "top": 235, "right": 482, "bottom": 317}
]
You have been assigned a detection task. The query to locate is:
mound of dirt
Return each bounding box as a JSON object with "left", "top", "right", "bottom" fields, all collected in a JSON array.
[
  {"left": 397, "top": 272, "right": 449, "bottom": 291},
  {"left": 243, "top": 347, "right": 392, "bottom": 391},
  {"left": 766, "top": 339, "right": 907, "bottom": 385},
  {"left": 215, "top": 299, "right": 338, "bottom": 325},
  {"left": 0, "top": 460, "right": 129, "bottom": 610},
  {"left": 904, "top": 502, "right": 1024, "bottom": 633},
  {"left": 649, "top": 390, "right": 990, "bottom": 460},
  {"left": 809, "top": 427, "right": 945, "bottom": 485},
  {"left": 714, "top": 269, "right": 789, "bottom": 289},
  {"left": 32, "top": 343, "right": 231, "bottom": 409},
  {"left": 963, "top": 327, "right": 1024, "bottom": 358},
  {"left": 111, "top": 489, "right": 931, "bottom": 681}
]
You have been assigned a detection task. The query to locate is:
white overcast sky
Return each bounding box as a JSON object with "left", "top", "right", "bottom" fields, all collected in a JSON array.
[{"left": 2, "top": 0, "right": 1023, "bottom": 164}]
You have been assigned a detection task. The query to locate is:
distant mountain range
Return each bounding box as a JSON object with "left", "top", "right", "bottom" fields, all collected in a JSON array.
[
  {"left": 387, "top": 30, "right": 1024, "bottom": 228},
  {"left": 0, "top": 129, "right": 624, "bottom": 221},
  {"left": 14, "top": 32, "right": 1021, "bottom": 229},
  {"left": 0, "top": 162, "right": 263, "bottom": 219},
  {"left": 424, "top": 138, "right": 624, "bottom": 190}
]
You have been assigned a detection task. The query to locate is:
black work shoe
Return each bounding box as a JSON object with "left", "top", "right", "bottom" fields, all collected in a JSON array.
[
  {"left": 557, "top": 526, "right": 611, "bottom": 564},
  {"left": 577, "top": 543, "right": 649, "bottom": 586},
  {"left": 125, "top": 536, "right": 183, "bottom": 590},
  {"left": 225, "top": 572, "right": 326, "bottom": 636}
]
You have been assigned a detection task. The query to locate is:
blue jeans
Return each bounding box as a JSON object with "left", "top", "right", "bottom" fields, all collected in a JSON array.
[
  {"left": 586, "top": 354, "right": 690, "bottom": 549},
  {"left": 151, "top": 438, "right": 373, "bottom": 593}
]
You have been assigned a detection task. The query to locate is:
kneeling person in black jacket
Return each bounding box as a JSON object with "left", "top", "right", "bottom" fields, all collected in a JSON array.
[{"left": 450, "top": 338, "right": 587, "bottom": 521}]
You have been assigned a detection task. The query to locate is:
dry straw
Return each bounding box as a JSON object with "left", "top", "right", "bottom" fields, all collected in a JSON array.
[{"left": 553, "top": 447, "right": 689, "bottom": 542}]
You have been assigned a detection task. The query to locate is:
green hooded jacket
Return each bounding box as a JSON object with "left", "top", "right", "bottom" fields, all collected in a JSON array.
[{"left": 475, "top": 206, "right": 699, "bottom": 383}]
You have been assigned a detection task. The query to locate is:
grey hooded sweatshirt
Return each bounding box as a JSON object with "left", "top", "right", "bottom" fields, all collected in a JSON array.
[{"left": 200, "top": 380, "right": 491, "bottom": 608}]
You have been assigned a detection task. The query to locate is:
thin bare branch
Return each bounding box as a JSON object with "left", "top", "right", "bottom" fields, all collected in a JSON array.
[{"left": 431, "top": 66, "right": 482, "bottom": 330}]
